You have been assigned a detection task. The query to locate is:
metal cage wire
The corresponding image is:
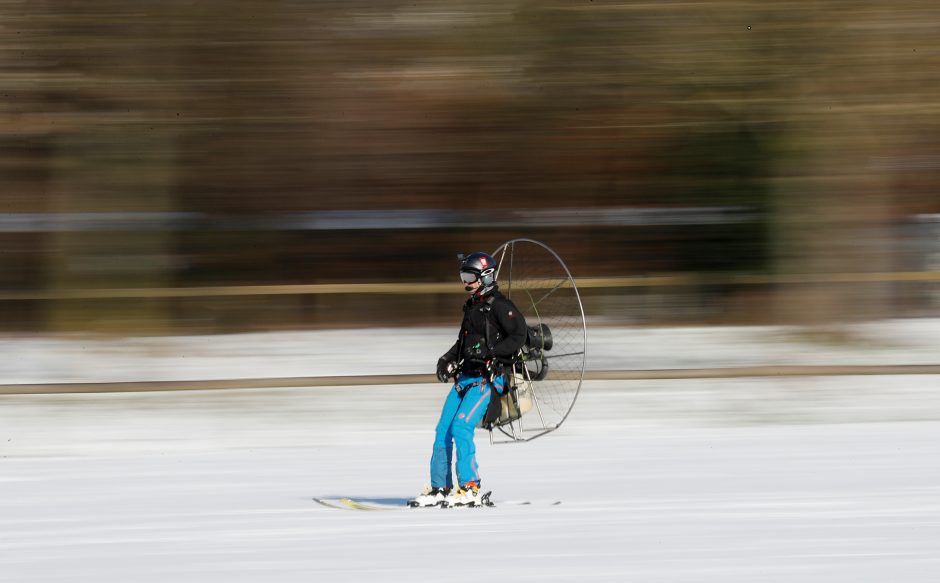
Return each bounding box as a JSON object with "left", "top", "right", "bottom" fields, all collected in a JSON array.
[{"left": 488, "top": 239, "right": 587, "bottom": 443}]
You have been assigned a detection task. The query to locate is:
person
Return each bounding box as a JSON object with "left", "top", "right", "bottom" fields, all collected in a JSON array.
[{"left": 409, "top": 251, "right": 528, "bottom": 508}]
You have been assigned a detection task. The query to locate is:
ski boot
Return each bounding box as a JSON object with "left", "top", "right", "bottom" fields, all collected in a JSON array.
[
  {"left": 407, "top": 484, "right": 451, "bottom": 508},
  {"left": 443, "top": 481, "right": 493, "bottom": 508}
]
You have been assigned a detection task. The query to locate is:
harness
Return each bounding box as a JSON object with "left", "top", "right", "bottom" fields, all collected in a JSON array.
[
  {"left": 455, "top": 377, "right": 486, "bottom": 397},
  {"left": 456, "top": 294, "right": 501, "bottom": 377},
  {"left": 454, "top": 293, "right": 518, "bottom": 430}
]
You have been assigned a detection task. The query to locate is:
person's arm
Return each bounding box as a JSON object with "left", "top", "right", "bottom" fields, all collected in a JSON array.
[
  {"left": 436, "top": 337, "right": 461, "bottom": 383},
  {"left": 441, "top": 301, "right": 470, "bottom": 363},
  {"left": 491, "top": 300, "right": 527, "bottom": 360},
  {"left": 441, "top": 337, "right": 461, "bottom": 363}
]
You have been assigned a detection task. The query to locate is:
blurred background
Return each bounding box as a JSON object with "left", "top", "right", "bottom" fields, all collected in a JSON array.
[{"left": 2, "top": 0, "right": 939, "bottom": 336}]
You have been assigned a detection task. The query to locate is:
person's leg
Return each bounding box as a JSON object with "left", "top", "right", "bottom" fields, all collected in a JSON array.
[
  {"left": 430, "top": 386, "right": 462, "bottom": 489},
  {"left": 452, "top": 378, "right": 491, "bottom": 487}
]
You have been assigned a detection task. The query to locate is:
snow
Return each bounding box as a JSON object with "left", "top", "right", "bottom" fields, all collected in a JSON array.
[
  {"left": 2, "top": 321, "right": 940, "bottom": 581},
  {"left": 5, "top": 318, "right": 940, "bottom": 384}
]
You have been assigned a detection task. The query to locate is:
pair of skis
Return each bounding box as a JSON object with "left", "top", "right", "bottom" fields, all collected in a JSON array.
[
  {"left": 314, "top": 494, "right": 561, "bottom": 511},
  {"left": 313, "top": 493, "right": 492, "bottom": 511}
]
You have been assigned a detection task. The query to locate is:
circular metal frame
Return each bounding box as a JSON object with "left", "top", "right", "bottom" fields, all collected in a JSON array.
[{"left": 489, "top": 239, "right": 586, "bottom": 443}]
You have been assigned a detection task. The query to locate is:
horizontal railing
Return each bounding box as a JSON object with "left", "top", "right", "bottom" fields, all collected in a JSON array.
[
  {"left": 2, "top": 271, "right": 940, "bottom": 301},
  {"left": 5, "top": 364, "right": 940, "bottom": 395}
]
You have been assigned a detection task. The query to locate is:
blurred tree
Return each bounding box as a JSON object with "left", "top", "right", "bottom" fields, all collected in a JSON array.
[
  {"left": 17, "top": 2, "right": 186, "bottom": 332},
  {"left": 2, "top": 0, "right": 939, "bottom": 333}
]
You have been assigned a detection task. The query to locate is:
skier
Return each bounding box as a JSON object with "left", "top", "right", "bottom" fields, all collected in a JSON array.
[{"left": 410, "top": 251, "right": 528, "bottom": 507}]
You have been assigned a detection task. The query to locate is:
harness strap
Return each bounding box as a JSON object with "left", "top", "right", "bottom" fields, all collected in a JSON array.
[{"left": 456, "top": 378, "right": 486, "bottom": 397}]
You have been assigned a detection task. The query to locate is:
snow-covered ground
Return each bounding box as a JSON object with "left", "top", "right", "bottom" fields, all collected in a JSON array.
[
  {"left": 4, "top": 318, "right": 940, "bottom": 385},
  {"left": 2, "top": 321, "right": 940, "bottom": 581},
  {"left": 2, "top": 375, "right": 940, "bottom": 582}
]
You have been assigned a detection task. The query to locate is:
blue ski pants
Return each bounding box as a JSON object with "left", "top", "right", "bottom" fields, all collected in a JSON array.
[{"left": 430, "top": 373, "right": 505, "bottom": 489}]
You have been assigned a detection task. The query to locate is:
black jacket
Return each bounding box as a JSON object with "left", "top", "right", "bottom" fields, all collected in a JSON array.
[{"left": 442, "top": 287, "right": 528, "bottom": 368}]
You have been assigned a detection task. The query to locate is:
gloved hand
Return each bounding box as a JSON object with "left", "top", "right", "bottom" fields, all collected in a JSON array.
[{"left": 436, "top": 357, "right": 457, "bottom": 383}]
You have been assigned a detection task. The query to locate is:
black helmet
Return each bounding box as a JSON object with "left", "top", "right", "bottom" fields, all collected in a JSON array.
[{"left": 459, "top": 252, "right": 498, "bottom": 287}]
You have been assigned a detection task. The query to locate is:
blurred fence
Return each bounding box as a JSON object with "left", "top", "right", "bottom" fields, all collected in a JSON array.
[
  {"left": 4, "top": 212, "right": 940, "bottom": 333},
  {"left": 2, "top": 209, "right": 939, "bottom": 333}
]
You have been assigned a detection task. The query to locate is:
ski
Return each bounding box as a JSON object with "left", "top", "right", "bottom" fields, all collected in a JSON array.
[
  {"left": 313, "top": 495, "right": 560, "bottom": 511},
  {"left": 315, "top": 497, "right": 397, "bottom": 511}
]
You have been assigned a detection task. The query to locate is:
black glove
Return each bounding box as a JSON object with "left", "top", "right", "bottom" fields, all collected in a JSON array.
[{"left": 436, "top": 357, "right": 457, "bottom": 383}]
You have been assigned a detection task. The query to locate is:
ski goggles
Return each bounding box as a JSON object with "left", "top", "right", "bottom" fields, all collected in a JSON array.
[{"left": 460, "top": 271, "right": 479, "bottom": 284}]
